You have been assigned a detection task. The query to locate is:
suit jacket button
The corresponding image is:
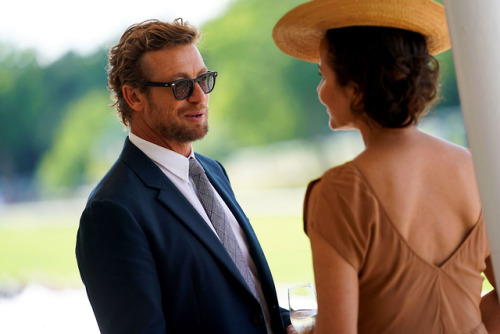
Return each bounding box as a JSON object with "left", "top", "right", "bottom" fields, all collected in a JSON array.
[{"left": 252, "top": 314, "right": 264, "bottom": 325}]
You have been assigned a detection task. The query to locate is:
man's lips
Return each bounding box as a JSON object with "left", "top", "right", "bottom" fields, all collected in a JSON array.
[{"left": 184, "top": 110, "right": 206, "bottom": 119}]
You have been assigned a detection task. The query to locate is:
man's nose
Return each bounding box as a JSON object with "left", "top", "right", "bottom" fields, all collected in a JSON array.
[{"left": 188, "top": 82, "right": 207, "bottom": 102}]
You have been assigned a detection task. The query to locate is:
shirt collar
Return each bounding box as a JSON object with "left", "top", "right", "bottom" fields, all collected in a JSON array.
[{"left": 128, "top": 132, "right": 194, "bottom": 183}]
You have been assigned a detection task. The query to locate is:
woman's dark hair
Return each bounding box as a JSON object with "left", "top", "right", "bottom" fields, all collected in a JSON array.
[{"left": 324, "top": 26, "right": 440, "bottom": 128}]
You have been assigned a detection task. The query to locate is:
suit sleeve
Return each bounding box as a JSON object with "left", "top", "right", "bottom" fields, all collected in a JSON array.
[
  {"left": 280, "top": 307, "right": 292, "bottom": 328},
  {"left": 76, "top": 199, "right": 166, "bottom": 334}
]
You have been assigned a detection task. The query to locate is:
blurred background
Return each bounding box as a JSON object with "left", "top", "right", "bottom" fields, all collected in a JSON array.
[{"left": 0, "top": 0, "right": 468, "bottom": 332}]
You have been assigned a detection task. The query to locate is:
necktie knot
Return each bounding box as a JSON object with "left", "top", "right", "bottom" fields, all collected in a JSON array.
[{"left": 189, "top": 157, "right": 205, "bottom": 178}]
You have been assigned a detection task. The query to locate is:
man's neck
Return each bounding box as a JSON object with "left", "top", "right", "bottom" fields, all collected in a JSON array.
[{"left": 129, "top": 130, "right": 192, "bottom": 157}]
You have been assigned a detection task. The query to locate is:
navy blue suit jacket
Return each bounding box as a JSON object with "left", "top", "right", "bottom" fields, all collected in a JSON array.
[{"left": 76, "top": 138, "right": 290, "bottom": 334}]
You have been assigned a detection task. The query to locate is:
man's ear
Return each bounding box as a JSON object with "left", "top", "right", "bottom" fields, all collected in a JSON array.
[{"left": 122, "top": 84, "right": 145, "bottom": 112}]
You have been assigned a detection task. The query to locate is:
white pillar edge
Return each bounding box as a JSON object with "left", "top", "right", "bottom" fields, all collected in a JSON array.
[{"left": 442, "top": 0, "right": 500, "bottom": 288}]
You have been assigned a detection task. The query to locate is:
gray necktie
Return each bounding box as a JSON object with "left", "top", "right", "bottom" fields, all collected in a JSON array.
[{"left": 189, "top": 157, "right": 271, "bottom": 330}]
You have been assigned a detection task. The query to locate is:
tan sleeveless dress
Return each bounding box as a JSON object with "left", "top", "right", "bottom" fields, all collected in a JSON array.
[{"left": 304, "top": 162, "right": 490, "bottom": 334}]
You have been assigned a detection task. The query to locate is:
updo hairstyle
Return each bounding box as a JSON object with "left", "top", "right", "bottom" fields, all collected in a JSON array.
[{"left": 324, "top": 26, "right": 440, "bottom": 128}]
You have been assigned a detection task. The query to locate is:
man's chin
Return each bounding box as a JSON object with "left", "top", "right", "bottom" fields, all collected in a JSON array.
[
  {"left": 191, "top": 125, "right": 209, "bottom": 142},
  {"left": 167, "top": 124, "right": 209, "bottom": 143}
]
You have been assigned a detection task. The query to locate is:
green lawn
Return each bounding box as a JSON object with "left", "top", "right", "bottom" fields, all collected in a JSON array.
[
  {"left": 0, "top": 213, "right": 313, "bottom": 288},
  {"left": 0, "top": 225, "right": 81, "bottom": 285},
  {"left": 0, "top": 211, "right": 492, "bottom": 294},
  {"left": 250, "top": 215, "right": 314, "bottom": 285}
]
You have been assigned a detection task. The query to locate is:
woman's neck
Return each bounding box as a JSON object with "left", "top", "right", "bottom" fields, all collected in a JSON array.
[{"left": 358, "top": 121, "right": 419, "bottom": 148}]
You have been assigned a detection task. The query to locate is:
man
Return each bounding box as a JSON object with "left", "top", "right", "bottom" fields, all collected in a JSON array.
[{"left": 76, "top": 19, "right": 292, "bottom": 334}]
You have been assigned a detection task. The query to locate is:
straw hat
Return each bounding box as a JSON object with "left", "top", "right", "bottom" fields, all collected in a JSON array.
[{"left": 272, "top": 0, "right": 451, "bottom": 63}]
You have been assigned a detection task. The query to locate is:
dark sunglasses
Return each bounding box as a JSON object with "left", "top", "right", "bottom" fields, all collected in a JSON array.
[{"left": 145, "top": 71, "right": 218, "bottom": 100}]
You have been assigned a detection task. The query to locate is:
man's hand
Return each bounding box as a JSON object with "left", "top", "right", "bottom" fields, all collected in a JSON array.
[{"left": 286, "top": 324, "right": 298, "bottom": 334}]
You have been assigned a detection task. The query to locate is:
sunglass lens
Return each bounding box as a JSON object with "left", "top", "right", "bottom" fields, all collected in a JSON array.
[
  {"left": 174, "top": 80, "right": 194, "bottom": 100},
  {"left": 199, "top": 73, "right": 214, "bottom": 94}
]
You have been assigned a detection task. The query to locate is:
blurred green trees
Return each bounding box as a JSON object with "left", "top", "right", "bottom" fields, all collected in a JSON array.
[
  {"left": 196, "top": 0, "right": 327, "bottom": 156},
  {"left": 0, "top": 45, "right": 109, "bottom": 199},
  {"left": 36, "top": 90, "right": 124, "bottom": 190},
  {"left": 0, "top": 0, "right": 460, "bottom": 200}
]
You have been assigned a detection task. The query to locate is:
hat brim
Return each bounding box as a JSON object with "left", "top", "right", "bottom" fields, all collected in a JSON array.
[{"left": 272, "top": 0, "right": 451, "bottom": 63}]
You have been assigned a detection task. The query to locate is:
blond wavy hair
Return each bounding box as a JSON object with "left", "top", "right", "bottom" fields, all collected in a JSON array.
[{"left": 107, "top": 18, "right": 200, "bottom": 126}]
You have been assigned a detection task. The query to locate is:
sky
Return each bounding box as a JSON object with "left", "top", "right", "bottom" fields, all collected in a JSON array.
[{"left": 1, "top": 0, "right": 234, "bottom": 64}]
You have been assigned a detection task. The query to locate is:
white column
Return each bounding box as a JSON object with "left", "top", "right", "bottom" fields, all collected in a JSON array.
[{"left": 443, "top": 0, "right": 500, "bottom": 287}]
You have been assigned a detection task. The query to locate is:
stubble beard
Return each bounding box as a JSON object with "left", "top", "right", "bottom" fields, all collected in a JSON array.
[
  {"left": 160, "top": 121, "right": 209, "bottom": 143},
  {"left": 151, "top": 101, "right": 209, "bottom": 143}
]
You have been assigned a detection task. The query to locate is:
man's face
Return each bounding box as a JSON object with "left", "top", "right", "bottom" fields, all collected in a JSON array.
[{"left": 135, "top": 43, "right": 210, "bottom": 149}]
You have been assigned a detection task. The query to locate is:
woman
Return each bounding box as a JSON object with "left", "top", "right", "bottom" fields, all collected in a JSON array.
[{"left": 273, "top": 0, "right": 499, "bottom": 333}]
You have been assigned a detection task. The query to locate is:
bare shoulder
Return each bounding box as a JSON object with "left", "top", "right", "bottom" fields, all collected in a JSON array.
[
  {"left": 429, "top": 133, "right": 471, "bottom": 154},
  {"left": 428, "top": 134, "right": 476, "bottom": 170}
]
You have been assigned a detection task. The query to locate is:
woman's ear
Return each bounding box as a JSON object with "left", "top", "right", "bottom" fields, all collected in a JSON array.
[
  {"left": 349, "top": 82, "right": 363, "bottom": 111},
  {"left": 122, "top": 85, "right": 145, "bottom": 112}
]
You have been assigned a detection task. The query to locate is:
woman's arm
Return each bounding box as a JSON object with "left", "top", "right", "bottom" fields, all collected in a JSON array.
[
  {"left": 309, "top": 227, "right": 359, "bottom": 334},
  {"left": 481, "top": 256, "right": 500, "bottom": 333}
]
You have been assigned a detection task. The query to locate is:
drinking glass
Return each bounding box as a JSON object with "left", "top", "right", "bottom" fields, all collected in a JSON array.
[{"left": 288, "top": 283, "right": 317, "bottom": 334}]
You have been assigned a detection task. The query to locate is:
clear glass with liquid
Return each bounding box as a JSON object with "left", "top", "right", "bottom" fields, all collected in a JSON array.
[
  {"left": 288, "top": 283, "right": 317, "bottom": 334},
  {"left": 290, "top": 308, "right": 317, "bottom": 334}
]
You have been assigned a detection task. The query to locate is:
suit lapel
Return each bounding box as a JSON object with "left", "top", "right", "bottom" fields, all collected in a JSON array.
[
  {"left": 197, "top": 156, "right": 275, "bottom": 290},
  {"left": 119, "top": 138, "right": 252, "bottom": 292},
  {"left": 155, "top": 189, "right": 250, "bottom": 286}
]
